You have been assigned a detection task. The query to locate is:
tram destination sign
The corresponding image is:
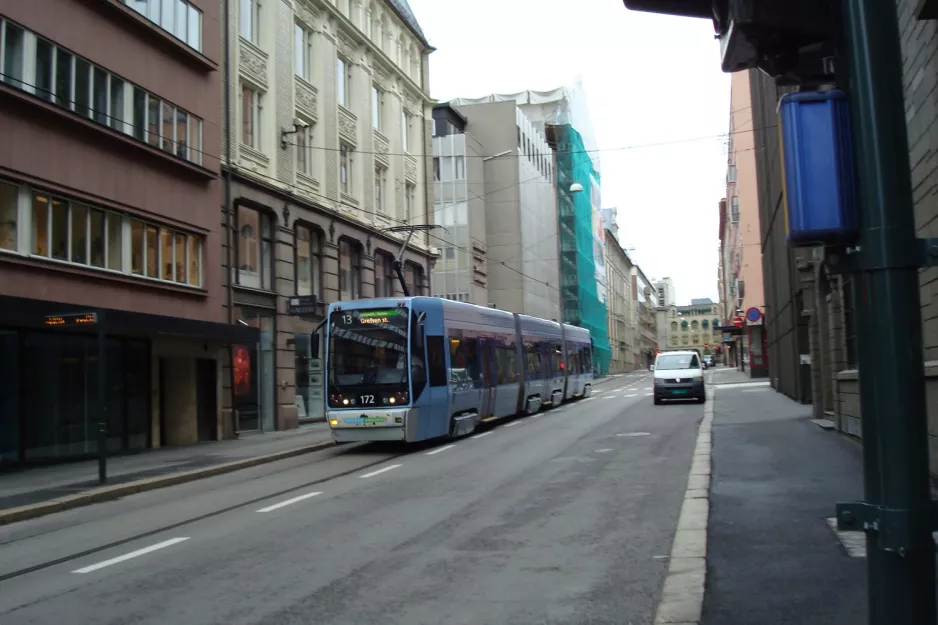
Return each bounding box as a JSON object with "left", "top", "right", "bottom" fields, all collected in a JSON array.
[
  {"left": 336, "top": 308, "right": 404, "bottom": 326},
  {"left": 45, "top": 312, "right": 98, "bottom": 327}
]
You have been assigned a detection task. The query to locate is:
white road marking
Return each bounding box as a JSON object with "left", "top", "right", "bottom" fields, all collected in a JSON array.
[
  {"left": 603, "top": 395, "right": 617, "bottom": 399},
  {"left": 257, "top": 491, "right": 322, "bottom": 513},
  {"left": 643, "top": 387, "right": 653, "bottom": 391},
  {"left": 644, "top": 393, "right": 653, "bottom": 396},
  {"left": 359, "top": 464, "right": 402, "bottom": 478},
  {"left": 595, "top": 448, "right": 614, "bottom": 453},
  {"left": 504, "top": 421, "right": 521, "bottom": 428},
  {"left": 617, "top": 432, "right": 651, "bottom": 437},
  {"left": 625, "top": 394, "right": 637, "bottom": 398},
  {"left": 582, "top": 397, "right": 595, "bottom": 402},
  {"left": 742, "top": 388, "right": 768, "bottom": 393},
  {"left": 470, "top": 431, "right": 492, "bottom": 439},
  {"left": 72, "top": 537, "right": 190, "bottom": 574},
  {"left": 426, "top": 444, "right": 456, "bottom": 455}
]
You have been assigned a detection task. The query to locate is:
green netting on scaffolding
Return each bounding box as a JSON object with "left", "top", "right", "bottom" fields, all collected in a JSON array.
[{"left": 553, "top": 124, "right": 611, "bottom": 377}]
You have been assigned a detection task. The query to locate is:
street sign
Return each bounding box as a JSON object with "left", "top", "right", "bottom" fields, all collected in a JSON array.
[
  {"left": 745, "top": 307, "right": 763, "bottom": 323},
  {"left": 287, "top": 296, "right": 317, "bottom": 316},
  {"left": 732, "top": 316, "right": 744, "bottom": 327},
  {"left": 45, "top": 312, "right": 98, "bottom": 326}
]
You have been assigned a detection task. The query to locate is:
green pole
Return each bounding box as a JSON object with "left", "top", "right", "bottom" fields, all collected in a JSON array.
[{"left": 839, "top": 0, "right": 935, "bottom": 621}]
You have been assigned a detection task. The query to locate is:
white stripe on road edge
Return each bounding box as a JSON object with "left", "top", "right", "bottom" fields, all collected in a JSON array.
[
  {"left": 73, "top": 537, "right": 190, "bottom": 574},
  {"left": 595, "top": 448, "right": 614, "bottom": 453},
  {"left": 359, "top": 464, "right": 402, "bottom": 478},
  {"left": 470, "top": 431, "right": 492, "bottom": 439},
  {"left": 531, "top": 414, "right": 543, "bottom": 418},
  {"left": 257, "top": 491, "right": 322, "bottom": 512},
  {"left": 426, "top": 444, "right": 456, "bottom": 455},
  {"left": 504, "top": 421, "right": 521, "bottom": 427},
  {"left": 652, "top": 386, "right": 714, "bottom": 625}
]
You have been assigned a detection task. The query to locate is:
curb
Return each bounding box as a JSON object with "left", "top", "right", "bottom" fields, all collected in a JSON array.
[
  {"left": 0, "top": 439, "right": 336, "bottom": 526},
  {"left": 653, "top": 387, "right": 714, "bottom": 625}
]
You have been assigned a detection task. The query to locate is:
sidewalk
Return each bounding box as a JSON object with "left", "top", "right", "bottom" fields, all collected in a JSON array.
[
  {"left": 701, "top": 384, "right": 866, "bottom": 624},
  {"left": 0, "top": 422, "right": 334, "bottom": 524}
]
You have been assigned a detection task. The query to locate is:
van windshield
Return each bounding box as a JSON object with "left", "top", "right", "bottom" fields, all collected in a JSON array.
[{"left": 656, "top": 354, "right": 700, "bottom": 370}]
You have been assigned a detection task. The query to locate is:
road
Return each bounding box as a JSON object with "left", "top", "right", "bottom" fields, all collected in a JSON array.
[{"left": 0, "top": 372, "right": 705, "bottom": 625}]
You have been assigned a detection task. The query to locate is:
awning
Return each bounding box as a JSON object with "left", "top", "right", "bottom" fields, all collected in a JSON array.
[
  {"left": 0, "top": 295, "right": 259, "bottom": 344},
  {"left": 715, "top": 325, "right": 745, "bottom": 336}
]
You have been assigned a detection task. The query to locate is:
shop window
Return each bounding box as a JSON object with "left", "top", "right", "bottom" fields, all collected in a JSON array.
[
  {"left": 236, "top": 205, "right": 273, "bottom": 290},
  {"left": 295, "top": 223, "right": 323, "bottom": 297},
  {"left": 339, "top": 238, "right": 362, "bottom": 300}
]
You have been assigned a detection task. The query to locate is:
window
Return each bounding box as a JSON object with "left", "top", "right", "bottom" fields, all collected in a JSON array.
[
  {"left": 374, "top": 164, "right": 387, "bottom": 212},
  {"left": 0, "top": 181, "right": 16, "bottom": 251},
  {"left": 426, "top": 336, "right": 448, "bottom": 387},
  {"left": 371, "top": 85, "right": 383, "bottom": 131},
  {"left": 727, "top": 164, "right": 737, "bottom": 183},
  {"left": 236, "top": 205, "right": 273, "bottom": 290},
  {"left": 432, "top": 157, "right": 440, "bottom": 181},
  {"left": 731, "top": 197, "right": 740, "bottom": 222},
  {"left": 339, "top": 239, "right": 362, "bottom": 300},
  {"left": 295, "top": 224, "right": 322, "bottom": 297},
  {"left": 240, "top": 0, "right": 260, "bottom": 43},
  {"left": 241, "top": 85, "right": 261, "bottom": 149},
  {"left": 405, "top": 262, "right": 424, "bottom": 296},
  {"left": 337, "top": 56, "right": 351, "bottom": 108},
  {"left": 401, "top": 110, "right": 411, "bottom": 152},
  {"left": 454, "top": 155, "right": 465, "bottom": 180},
  {"left": 20, "top": 184, "right": 200, "bottom": 283},
  {"left": 2, "top": 21, "right": 25, "bottom": 89},
  {"left": 123, "top": 0, "right": 203, "bottom": 51},
  {"left": 2, "top": 19, "right": 203, "bottom": 164},
  {"left": 294, "top": 23, "right": 312, "bottom": 80},
  {"left": 405, "top": 183, "right": 416, "bottom": 221},
  {"left": 375, "top": 252, "right": 395, "bottom": 297},
  {"left": 339, "top": 143, "right": 353, "bottom": 195},
  {"left": 295, "top": 120, "right": 313, "bottom": 177}
]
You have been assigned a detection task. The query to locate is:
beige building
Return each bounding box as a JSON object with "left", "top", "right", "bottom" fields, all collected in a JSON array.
[
  {"left": 222, "top": 0, "right": 435, "bottom": 432},
  {"left": 720, "top": 70, "right": 765, "bottom": 373},
  {"left": 661, "top": 301, "right": 722, "bottom": 356},
  {"left": 605, "top": 228, "right": 636, "bottom": 372}
]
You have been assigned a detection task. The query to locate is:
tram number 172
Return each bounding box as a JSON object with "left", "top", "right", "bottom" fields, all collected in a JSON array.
[{"left": 360, "top": 395, "right": 376, "bottom": 405}]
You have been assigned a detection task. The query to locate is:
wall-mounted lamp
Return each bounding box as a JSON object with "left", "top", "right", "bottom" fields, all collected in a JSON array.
[
  {"left": 569, "top": 182, "right": 584, "bottom": 193},
  {"left": 281, "top": 117, "right": 310, "bottom": 149}
]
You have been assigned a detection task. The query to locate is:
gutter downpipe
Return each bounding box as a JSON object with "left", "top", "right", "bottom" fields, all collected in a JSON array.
[{"left": 223, "top": 0, "right": 239, "bottom": 438}]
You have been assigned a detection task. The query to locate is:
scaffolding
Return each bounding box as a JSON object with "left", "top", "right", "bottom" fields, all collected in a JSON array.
[{"left": 548, "top": 124, "right": 611, "bottom": 377}]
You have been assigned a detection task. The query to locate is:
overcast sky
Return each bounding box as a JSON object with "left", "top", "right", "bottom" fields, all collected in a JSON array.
[{"left": 407, "top": 0, "right": 731, "bottom": 305}]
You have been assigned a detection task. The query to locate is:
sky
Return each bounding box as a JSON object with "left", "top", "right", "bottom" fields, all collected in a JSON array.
[{"left": 407, "top": 0, "right": 731, "bottom": 305}]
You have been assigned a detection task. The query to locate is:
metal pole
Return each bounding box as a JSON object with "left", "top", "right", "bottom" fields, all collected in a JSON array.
[
  {"left": 97, "top": 310, "right": 107, "bottom": 485},
  {"left": 840, "top": 0, "right": 936, "bottom": 622}
]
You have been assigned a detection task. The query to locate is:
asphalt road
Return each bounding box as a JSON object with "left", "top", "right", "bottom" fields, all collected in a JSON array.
[{"left": 0, "top": 372, "right": 705, "bottom": 625}]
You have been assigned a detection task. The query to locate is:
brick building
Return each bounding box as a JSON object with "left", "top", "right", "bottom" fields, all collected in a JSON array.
[
  {"left": 749, "top": 0, "right": 938, "bottom": 478},
  {"left": 0, "top": 0, "right": 256, "bottom": 467}
]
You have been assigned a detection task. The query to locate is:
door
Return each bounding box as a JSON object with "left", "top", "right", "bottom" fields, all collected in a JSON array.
[
  {"left": 0, "top": 331, "right": 19, "bottom": 466},
  {"left": 196, "top": 359, "right": 217, "bottom": 442},
  {"left": 479, "top": 339, "right": 497, "bottom": 418},
  {"left": 158, "top": 358, "right": 169, "bottom": 448}
]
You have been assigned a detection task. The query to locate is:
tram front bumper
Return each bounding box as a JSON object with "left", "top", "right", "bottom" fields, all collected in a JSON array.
[{"left": 328, "top": 407, "right": 413, "bottom": 443}]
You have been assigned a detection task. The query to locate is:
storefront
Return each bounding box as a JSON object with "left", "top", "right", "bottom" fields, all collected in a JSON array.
[{"left": 0, "top": 295, "right": 258, "bottom": 468}]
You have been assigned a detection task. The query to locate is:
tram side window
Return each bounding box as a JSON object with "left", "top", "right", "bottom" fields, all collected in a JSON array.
[
  {"left": 550, "top": 343, "right": 564, "bottom": 375},
  {"left": 426, "top": 335, "right": 448, "bottom": 387},
  {"left": 525, "top": 341, "right": 541, "bottom": 379},
  {"left": 450, "top": 337, "right": 481, "bottom": 382},
  {"left": 584, "top": 347, "right": 592, "bottom": 372},
  {"left": 410, "top": 313, "right": 428, "bottom": 396},
  {"left": 496, "top": 340, "right": 517, "bottom": 384}
]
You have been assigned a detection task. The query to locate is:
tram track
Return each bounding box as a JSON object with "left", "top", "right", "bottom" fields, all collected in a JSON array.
[{"left": 0, "top": 446, "right": 411, "bottom": 583}]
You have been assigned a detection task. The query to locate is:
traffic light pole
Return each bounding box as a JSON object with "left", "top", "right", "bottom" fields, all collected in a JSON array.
[{"left": 837, "top": 0, "right": 936, "bottom": 622}]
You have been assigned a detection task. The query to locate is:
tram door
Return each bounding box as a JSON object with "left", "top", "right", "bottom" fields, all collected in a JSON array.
[{"left": 479, "top": 339, "right": 497, "bottom": 418}]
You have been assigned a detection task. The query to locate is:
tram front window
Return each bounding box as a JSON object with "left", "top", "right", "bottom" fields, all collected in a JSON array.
[{"left": 328, "top": 308, "right": 411, "bottom": 408}]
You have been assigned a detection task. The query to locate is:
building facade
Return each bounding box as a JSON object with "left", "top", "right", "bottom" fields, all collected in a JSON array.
[
  {"left": 605, "top": 227, "right": 636, "bottom": 372},
  {"left": 223, "top": 0, "right": 435, "bottom": 432},
  {"left": 722, "top": 70, "right": 766, "bottom": 376},
  {"left": 633, "top": 266, "right": 659, "bottom": 367},
  {"left": 0, "top": 0, "right": 257, "bottom": 467},
  {"left": 432, "top": 100, "right": 560, "bottom": 320},
  {"left": 659, "top": 301, "right": 722, "bottom": 355},
  {"left": 429, "top": 103, "right": 488, "bottom": 306},
  {"left": 655, "top": 277, "right": 676, "bottom": 308}
]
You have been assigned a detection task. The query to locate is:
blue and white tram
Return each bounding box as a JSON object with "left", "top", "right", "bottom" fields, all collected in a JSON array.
[{"left": 318, "top": 296, "right": 594, "bottom": 444}]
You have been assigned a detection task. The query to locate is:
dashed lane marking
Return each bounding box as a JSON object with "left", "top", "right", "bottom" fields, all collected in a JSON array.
[
  {"left": 359, "top": 464, "right": 402, "bottom": 478},
  {"left": 72, "top": 538, "right": 190, "bottom": 574},
  {"left": 470, "top": 431, "right": 492, "bottom": 439},
  {"left": 257, "top": 491, "right": 322, "bottom": 513},
  {"left": 625, "top": 394, "right": 637, "bottom": 398},
  {"left": 617, "top": 432, "right": 651, "bottom": 437},
  {"left": 425, "top": 444, "right": 456, "bottom": 455},
  {"left": 504, "top": 421, "right": 521, "bottom": 428}
]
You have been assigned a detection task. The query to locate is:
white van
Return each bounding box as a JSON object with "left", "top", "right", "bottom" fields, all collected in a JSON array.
[{"left": 652, "top": 350, "right": 705, "bottom": 405}]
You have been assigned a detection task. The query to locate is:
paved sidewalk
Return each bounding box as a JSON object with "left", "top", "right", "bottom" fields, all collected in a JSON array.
[
  {"left": 701, "top": 384, "right": 866, "bottom": 624},
  {"left": 708, "top": 366, "right": 764, "bottom": 386},
  {"left": 0, "top": 423, "right": 334, "bottom": 524}
]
